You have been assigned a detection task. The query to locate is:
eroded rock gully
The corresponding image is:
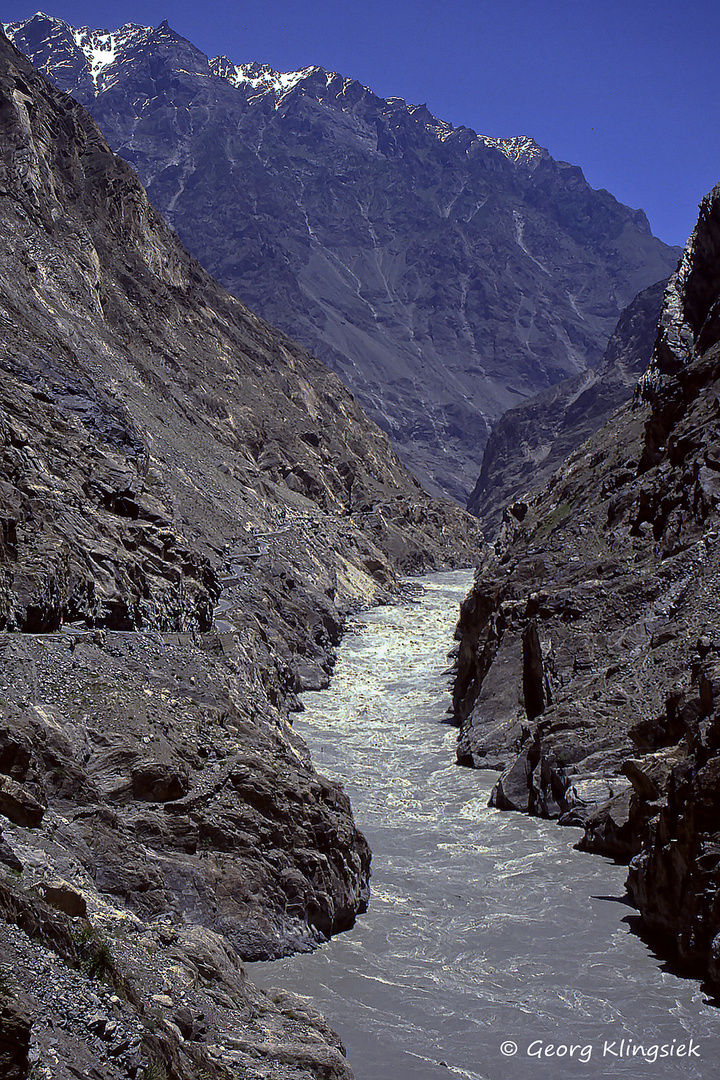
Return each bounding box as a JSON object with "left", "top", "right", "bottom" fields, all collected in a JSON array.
[
  {"left": 453, "top": 181, "right": 720, "bottom": 994},
  {"left": 0, "top": 30, "right": 483, "bottom": 1080}
]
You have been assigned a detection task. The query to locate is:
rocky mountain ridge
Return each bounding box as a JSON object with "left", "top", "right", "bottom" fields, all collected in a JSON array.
[
  {"left": 4, "top": 13, "right": 681, "bottom": 501},
  {"left": 0, "top": 28, "right": 482, "bottom": 1080},
  {"left": 452, "top": 181, "right": 720, "bottom": 993},
  {"left": 468, "top": 278, "right": 668, "bottom": 537}
]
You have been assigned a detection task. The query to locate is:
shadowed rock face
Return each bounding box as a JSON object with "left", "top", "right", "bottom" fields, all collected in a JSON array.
[
  {"left": 468, "top": 278, "right": 668, "bottom": 538},
  {"left": 453, "top": 180, "right": 720, "bottom": 993},
  {"left": 0, "top": 29, "right": 484, "bottom": 1080},
  {"left": 4, "top": 14, "right": 681, "bottom": 501}
]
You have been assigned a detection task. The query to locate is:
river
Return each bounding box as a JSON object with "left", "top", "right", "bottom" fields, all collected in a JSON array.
[{"left": 248, "top": 570, "right": 719, "bottom": 1079}]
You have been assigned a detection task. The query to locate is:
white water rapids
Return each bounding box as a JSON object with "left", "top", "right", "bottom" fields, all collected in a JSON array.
[{"left": 248, "top": 570, "right": 719, "bottom": 1079}]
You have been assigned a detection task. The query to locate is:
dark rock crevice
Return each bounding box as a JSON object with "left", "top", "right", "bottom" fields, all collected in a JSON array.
[{"left": 522, "top": 619, "right": 546, "bottom": 721}]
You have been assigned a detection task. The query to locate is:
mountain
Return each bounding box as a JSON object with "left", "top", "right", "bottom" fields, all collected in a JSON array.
[
  {"left": 0, "top": 28, "right": 480, "bottom": 1080},
  {"left": 468, "top": 278, "right": 668, "bottom": 537},
  {"left": 3, "top": 13, "right": 682, "bottom": 502},
  {"left": 452, "top": 182, "right": 720, "bottom": 991}
]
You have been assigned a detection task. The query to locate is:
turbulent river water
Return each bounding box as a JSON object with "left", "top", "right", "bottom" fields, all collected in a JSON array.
[{"left": 248, "top": 570, "right": 720, "bottom": 1080}]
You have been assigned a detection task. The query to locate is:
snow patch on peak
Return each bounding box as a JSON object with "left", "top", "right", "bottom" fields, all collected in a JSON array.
[
  {"left": 4, "top": 11, "right": 55, "bottom": 29},
  {"left": 71, "top": 23, "right": 152, "bottom": 87},
  {"left": 2, "top": 11, "right": 65, "bottom": 39},
  {"left": 210, "top": 56, "right": 318, "bottom": 97},
  {"left": 4, "top": 15, "right": 153, "bottom": 91}
]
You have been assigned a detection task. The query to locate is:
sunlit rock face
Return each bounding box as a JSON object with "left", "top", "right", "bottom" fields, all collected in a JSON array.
[{"left": 5, "top": 13, "right": 681, "bottom": 501}]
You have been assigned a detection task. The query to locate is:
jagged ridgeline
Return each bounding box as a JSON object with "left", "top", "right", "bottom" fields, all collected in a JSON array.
[
  {"left": 0, "top": 27, "right": 481, "bottom": 1080},
  {"left": 468, "top": 277, "right": 669, "bottom": 537},
  {"left": 4, "top": 14, "right": 681, "bottom": 502},
  {"left": 453, "top": 181, "right": 720, "bottom": 993}
]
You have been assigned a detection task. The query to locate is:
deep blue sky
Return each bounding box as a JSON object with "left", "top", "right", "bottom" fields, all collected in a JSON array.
[{"left": 3, "top": 0, "right": 718, "bottom": 247}]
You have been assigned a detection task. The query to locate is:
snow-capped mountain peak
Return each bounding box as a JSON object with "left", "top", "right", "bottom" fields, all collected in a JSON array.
[
  {"left": 3, "top": 13, "right": 153, "bottom": 93},
  {"left": 209, "top": 55, "right": 320, "bottom": 97},
  {"left": 4, "top": 14, "right": 327, "bottom": 101},
  {"left": 70, "top": 23, "right": 152, "bottom": 86}
]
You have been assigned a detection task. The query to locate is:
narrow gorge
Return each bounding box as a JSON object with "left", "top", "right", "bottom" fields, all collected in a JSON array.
[
  {"left": 0, "top": 28, "right": 478, "bottom": 1079},
  {"left": 453, "top": 182, "right": 720, "bottom": 1000},
  {"left": 1, "top": 12, "right": 720, "bottom": 1080},
  {"left": 249, "top": 572, "right": 717, "bottom": 1080}
]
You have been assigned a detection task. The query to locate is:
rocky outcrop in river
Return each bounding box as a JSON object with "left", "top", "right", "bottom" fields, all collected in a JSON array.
[
  {"left": 4, "top": 14, "right": 681, "bottom": 501},
  {"left": 0, "top": 29, "right": 482, "bottom": 1079},
  {"left": 453, "top": 181, "right": 720, "bottom": 992}
]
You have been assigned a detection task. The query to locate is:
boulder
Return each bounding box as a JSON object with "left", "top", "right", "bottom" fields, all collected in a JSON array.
[
  {"left": 490, "top": 749, "right": 533, "bottom": 813},
  {"left": 0, "top": 827, "right": 21, "bottom": 872},
  {"left": 173, "top": 1005, "right": 208, "bottom": 1041},
  {"left": 576, "top": 789, "right": 636, "bottom": 860},
  {"left": 0, "top": 777, "right": 45, "bottom": 828}
]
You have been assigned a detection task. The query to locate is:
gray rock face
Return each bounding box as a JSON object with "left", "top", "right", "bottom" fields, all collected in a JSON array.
[
  {"left": 4, "top": 14, "right": 681, "bottom": 501},
  {"left": 453, "top": 180, "right": 720, "bottom": 992},
  {"left": 625, "top": 674, "right": 720, "bottom": 975},
  {"left": 0, "top": 897, "right": 357, "bottom": 1080},
  {"left": 577, "top": 750, "right": 683, "bottom": 861},
  {"left": 468, "top": 279, "right": 668, "bottom": 537},
  {"left": 0, "top": 28, "right": 484, "bottom": 1079},
  {"left": 0, "top": 629, "right": 372, "bottom": 959}
]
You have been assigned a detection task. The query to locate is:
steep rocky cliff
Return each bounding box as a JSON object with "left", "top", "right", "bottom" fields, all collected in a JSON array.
[
  {"left": 468, "top": 278, "right": 668, "bottom": 537},
  {"left": 453, "top": 181, "right": 720, "bottom": 992},
  {"left": 0, "top": 29, "right": 482, "bottom": 1079},
  {"left": 4, "top": 14, "right": 681, "bottom": 501}
]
